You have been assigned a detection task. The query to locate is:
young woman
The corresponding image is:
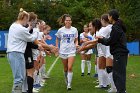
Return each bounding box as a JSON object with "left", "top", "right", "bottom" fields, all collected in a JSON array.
[
  {"left": 55, "top": 14, "right": 78, "bottom": 90},
  {"left": 97, "top": 9, "right": 129, "bottom": 93},
  {"left": 23, "top": 12, "right": 40, "bottom": 93},
  {"left": 80, "top": 24, "right": 93, "bottom": 76},
  {"left": 88, "top": 22, "right": 98, "bottom": 78}
]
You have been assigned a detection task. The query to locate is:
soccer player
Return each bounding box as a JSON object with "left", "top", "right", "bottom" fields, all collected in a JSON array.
[
  {"left": 80, "top": 24, "right": 93, "bottom": 76},
  {"left": 55, "top": 14, "right": 78, "bottom": 90},
  {"left": 23, "top": 12, "right": 41, "bottom": 93}
]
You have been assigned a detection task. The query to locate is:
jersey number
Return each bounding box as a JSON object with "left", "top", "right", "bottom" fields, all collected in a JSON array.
[{"left": 67, "top": 38, "right": 70, "bottom": 43}]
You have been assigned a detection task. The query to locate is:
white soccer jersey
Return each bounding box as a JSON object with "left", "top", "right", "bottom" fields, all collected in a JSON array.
[
  {"left": 96, "top": 25, "right": 113, "bottom": 58},
  {"left": 80, "top": 32, "right": 93, "bottom": 54},
  {"left": 100, "top": 24, "right": 112, "bottom": 38},
  {"left": 55, "top": 26, "right": 78, "bottom": 54},
  {"left": 32, "top": 28, "right": 40, "bottom": 60}
]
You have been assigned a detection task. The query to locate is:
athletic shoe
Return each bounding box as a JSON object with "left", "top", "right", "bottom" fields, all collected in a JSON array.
[
  {"left": 87, "top": 73, "right": 90, "bottom": 75},
  {"left": 67, "top": 85, "right": 72, "bottom": 90},
  {"left": 33, "top": 88, "right": 39, "bottom": 93},
  {"left": 108, "top": 88, "right": 117, "bottom": 93},
  {"left": 81, "top": 73, "right": 84, "bottom": 76},
  {"left": 33, "top": 84, "right": 41, "bottom": 89},
  {"left": 95, "top": 85, "right": 108, "bottom": 89}
]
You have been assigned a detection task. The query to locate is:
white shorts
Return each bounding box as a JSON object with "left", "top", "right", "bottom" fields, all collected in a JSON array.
[
  {"left": 81, "top": 49, "right": 93, "bottom": 55},
  {"left": 98, "top": 44, "right": 113, "bottom": 59},
  {"left": 85, "top": 49, "right": 93, "bottom": 54},
  {"left": 97, "top": 44, "right": 105, "bottom": 57},
  {"left": 105, "top": 46, "right": 113, "bottom": 59},
  {"left": 59, "top": 53, "right": 76, "bottom": 59},
  {"left": 32, "top": 49, "right": 39, "bottom": 61}
]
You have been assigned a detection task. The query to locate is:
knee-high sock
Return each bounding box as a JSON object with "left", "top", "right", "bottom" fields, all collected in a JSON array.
[
  {"left": 67, "top": 72, "right": 73, "bottom": 86},
  {"left": 33, "top": 70, "right": 38, "bottom": 85},
  {"left": 96, "top": 57, "right": 99, "bottom": 74},
  {"left": 109, "top": 72, "right": 116, "bottom": 89},
  {"left": 42, "top": 64, "right": 46, "bottom": 75},
  {"left": 81, "top": 60, "right": 85, "bottom": 73},
  {"left": 87, "top": 60, "right": 91, "bottom": 73},
  {"left": 98, "top": 69, "right": 104, "bottom": 86},
  {"left": 98, "top": 69, "right": 108, "bottom": 87},
  {"left": 34, "top": 70, "right": 40, "bottom": 84},
  {"left": 103, "top": 70, "right": 110, "bottom": 86},
  {"left": 95, "top": 65, "right": 97, "bottom": 74},
  {"left": 27, "top": 76, "right": 34, "bottom": 93}
]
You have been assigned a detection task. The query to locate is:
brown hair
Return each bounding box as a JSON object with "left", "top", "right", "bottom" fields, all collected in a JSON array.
[
  {"left": 17, "top": 8, "right": 29, "bottom": 20},
  {"left": 43, "top": 25, "right": 51, "bottom": 31},
  {"left": 101, "top": 14, "right": 109, "bottom": 23},
  {"left": 28, "top": 12, "right": 38, "bottom": 22},
  {"left": 57, "top": 14, "right": 72, "bottom": 26}
]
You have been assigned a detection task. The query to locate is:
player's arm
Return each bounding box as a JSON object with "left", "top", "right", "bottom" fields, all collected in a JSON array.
[
  {"left": 75, "top": 38, "right": 78, "bottom": 46},
  {"left": 77, "top": 39, "right": 98, "bottom": 52},
  {"left": 56, "top": 37, "right": 59, "bottom": 48}
]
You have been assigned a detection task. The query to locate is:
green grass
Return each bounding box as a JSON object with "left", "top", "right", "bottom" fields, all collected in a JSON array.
[{"left": 0, "top": 55, "right": 140, "bottom": 93}]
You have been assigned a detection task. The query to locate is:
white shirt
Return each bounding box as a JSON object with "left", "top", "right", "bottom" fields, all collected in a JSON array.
[
  {"left": 99, "top": 24, "right": 112, "bottom": 38},
  {"left": 32, "top": 27, "right": 40, "bottom": 58},
  {"left": 55, "top": 26, "right": 78, "bottom": 54},
  {"left": 7, "top": 23, "right": 37, "bottom": 53}
]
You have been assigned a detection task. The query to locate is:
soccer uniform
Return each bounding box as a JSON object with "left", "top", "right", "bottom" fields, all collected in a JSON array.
[
  {"left": 80, "top": 32, "right": 93, "bottom": 75},
  {"left": 80, "top": 32, "right": 93, "bottom": 54},
  {"left": 99, "top": 25, "right": 113, "bottom": 59},
  {"left": 32, "top": 28, "right": 40, "bottom": 61},
  {"left": 55, "top": 26, "right": 78, "bottom": 59}
]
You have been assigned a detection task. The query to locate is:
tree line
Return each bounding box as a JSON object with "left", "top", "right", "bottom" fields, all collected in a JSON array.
[{"left": 0, "top": 0, "right": 140, "bottom": 41}]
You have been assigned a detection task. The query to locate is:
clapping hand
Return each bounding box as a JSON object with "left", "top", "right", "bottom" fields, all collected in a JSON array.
[{"left": 49, "top": 45, "right": 59, "bottom": 56}]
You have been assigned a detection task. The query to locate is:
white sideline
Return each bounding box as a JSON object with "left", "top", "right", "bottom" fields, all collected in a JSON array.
[{"left": 46, "top": 56, "right": 59, "bottom": 76}]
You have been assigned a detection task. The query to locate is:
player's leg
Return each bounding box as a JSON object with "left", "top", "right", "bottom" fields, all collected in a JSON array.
[
  {"left": 80, "top": 52, "right": 86, "bottom": 76},
  {"left": 67, "top": 54, "right": 75, "bottom": 90},
  {"left": 86, "top": 49, "right": 93, "bottom": 75}
]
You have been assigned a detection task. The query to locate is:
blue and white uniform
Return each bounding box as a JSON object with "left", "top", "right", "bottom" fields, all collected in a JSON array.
[
  {"left": 55, "top": 26, "right": 78, "bottom": 59},
  {"left": 80, "top": 32, "right": 93, "bottom": 54}
]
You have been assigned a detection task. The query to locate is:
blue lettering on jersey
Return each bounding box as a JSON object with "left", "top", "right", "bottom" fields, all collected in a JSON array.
[
  {"left": 63, "top": 34, "right": 74, "bottom": 43},
  {"left": 63, "top": 34, "right": 74, "bottom": 38}
]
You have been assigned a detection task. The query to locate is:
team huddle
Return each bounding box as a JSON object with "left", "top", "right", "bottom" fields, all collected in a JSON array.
[{"left": 7, "top": 8, "right": 128, "bottom": 93}]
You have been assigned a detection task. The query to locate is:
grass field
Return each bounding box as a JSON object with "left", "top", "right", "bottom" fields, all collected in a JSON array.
[{"left": 0, "top": 54, "right": 140, "bottom": 93}]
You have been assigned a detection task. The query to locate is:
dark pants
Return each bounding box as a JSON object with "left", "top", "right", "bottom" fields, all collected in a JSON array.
[{"left": 113, "top": 54, "right": 128, "bottom": 93}]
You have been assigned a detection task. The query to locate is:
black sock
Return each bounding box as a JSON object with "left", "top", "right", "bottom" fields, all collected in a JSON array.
[{"left": 27, "top": 76, "right": 34, "bottom": 93}]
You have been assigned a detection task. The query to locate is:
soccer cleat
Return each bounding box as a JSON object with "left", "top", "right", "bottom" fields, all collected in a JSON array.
[
  {"left": 81, "top": 73, "right": 84, "bottom": 76},
  {"left": 87, "top": 73, "right": 90, "bottom": 75},
  {"left": 95, "top": 85, "right": 108, "bottom": 89},
  {"left": 67, "top": 85, "right": 72, "bottom": 90},
  {"left": 108, "top": 88, "right": 117, "bottom": 93},
  {"left": 33, "top": 88, "right": 39, "bottom": 93},
  {"left": 33, "top": 84, "right": 42, "bottom": 89}
]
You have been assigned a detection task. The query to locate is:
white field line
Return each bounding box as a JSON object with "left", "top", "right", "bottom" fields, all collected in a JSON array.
[{"left": 46, "top": 56, "right": 59, "bottom": 76}]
